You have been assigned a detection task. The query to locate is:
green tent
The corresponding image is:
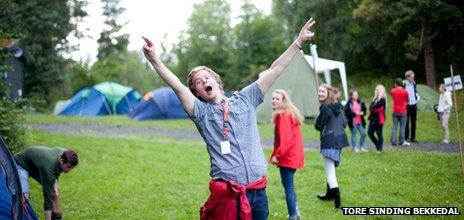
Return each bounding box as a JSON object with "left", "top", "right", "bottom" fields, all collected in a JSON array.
[
  {"left": 416, "top": 84, "right": 439, "bottom": 112},
  {"left": 93, "top": 82, "right": 141, "bottom": 113},
  {"left": 257, "top": 52, "right": 319, "bottom": 123}
]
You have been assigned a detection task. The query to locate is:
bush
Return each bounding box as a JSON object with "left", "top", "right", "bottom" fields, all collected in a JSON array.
[{"left": 0, "top": 80, "right": 27, "bottom": 152}]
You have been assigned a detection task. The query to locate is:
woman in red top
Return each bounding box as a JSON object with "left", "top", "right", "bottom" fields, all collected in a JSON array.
[{"left": 270, "top": 89, "right": 304, "bottom": 220}]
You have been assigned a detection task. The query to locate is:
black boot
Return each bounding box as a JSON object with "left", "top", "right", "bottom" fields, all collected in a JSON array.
[
  {"left": 316, "top": 183, "right": 333, "bottom": 200},
  {"left": 333, "top": 187, "right": 341, "bottom": 209}
]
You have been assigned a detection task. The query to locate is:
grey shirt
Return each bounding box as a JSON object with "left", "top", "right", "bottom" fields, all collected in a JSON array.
[
  {"left": 405, "top": 80, "right": 419, "bottom": 105},
  {"left": 190, "top": 83, "right": 267, "bottom": 185}
]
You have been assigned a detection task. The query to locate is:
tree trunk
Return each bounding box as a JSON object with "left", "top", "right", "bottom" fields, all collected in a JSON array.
[{"left": 422, "top": 18, "right": 437, "bottom": 88}]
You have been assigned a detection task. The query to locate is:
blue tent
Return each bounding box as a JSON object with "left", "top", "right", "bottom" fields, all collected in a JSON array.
[
  {"left": 55, "top": 82, "right": 142, "bottom": 116},
  {"left": 114, "top": 90, "right": 141, "bottom": 114},
  {"left": 0, "top": 138, "right": 38, "bottom": 220},
  {"left": 57, "top": 88, "right": 111, "bottom": 116},
  {"left": 92, "top": 82, "right": 141, "bottom": 115},
  {"left": 129, "top": 87, "right": 188, "bottom": 120}
]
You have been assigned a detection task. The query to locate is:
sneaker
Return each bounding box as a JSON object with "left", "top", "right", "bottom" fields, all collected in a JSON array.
[
  {"left": 361, "top": 148, "right": 368, "bottom": 152},
  {"left": 353, "top": 148, "right": 360, "bottom": 153},
  {"left": 441, "top": 139, "right": 450, "bottom": 144},
  {"left": 401, "top": 141, "right": 410, "bottom": 146},
  {"left": 376, "top": 151, "right": 381, "bottom": 154},
  {"left": 411, "top": 139, "right": 418, "bottom": 143}
]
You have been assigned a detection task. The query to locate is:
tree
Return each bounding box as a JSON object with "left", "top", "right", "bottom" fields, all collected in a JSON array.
[
  {"left": 97, "top": 0, "right": 129, "bottom": 60},
  {"left": 354, "top": 0, "right": 464, "bottom": 87},
  {"left": 230, "top": 0, "right": 285, "bottom": 88},
  {"left": 173, "top": 0, "right": 233, "bottom": 85},
  {"left": 0, "top": 0, "right": 88, "bottom": 111},
  {"left": 0, "top": 1, "right": 27, "bottom": 150},
  {"left": 90, "top": 51, "right": 162, "bottom": 93}
]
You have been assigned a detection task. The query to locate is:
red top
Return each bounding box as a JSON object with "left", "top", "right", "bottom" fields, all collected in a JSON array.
[
  {"left": 390, "top": 86, "right": 409, "bottom": 114},
  {"left": 200, "top": 177, "right": 267, "bottom": 220},
  {"left": 372, "top": 106, "right": 386, "bottom": 125},
  {"left": 352, "top": 100, "right": 362, "bottom": 125},
  {"left": 270, "top": 112, "right": 304, "bottom": 170}
]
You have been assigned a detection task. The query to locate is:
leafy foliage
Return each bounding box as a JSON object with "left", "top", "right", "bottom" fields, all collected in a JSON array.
[
  {"left": 90, "top": 51, "right": 162, "bottom": 93},
  {"left": 0, "top": 0, "right": 88, "bottom": 111},
  {"left": 0, "top": 81, "right": 27, "bottom": 152},
  {"left": 97, "top": 0, "right": 129, "bottom": 60},
  {"left": 173, "top": 0, "right": 233, "bottom": 84}
]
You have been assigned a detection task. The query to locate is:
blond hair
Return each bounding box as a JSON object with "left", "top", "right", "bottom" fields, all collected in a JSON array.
[
  {"left": 373, "top": 84, "right": 386, "bottom": 101},
  {"left": 318, "top": 84, "right": 336, "bottom": 104},
  {"left": 187, "top": 66, "right": 224, "bottom": 99},
  {"left": 272, "top": 89, "right": 304, "bottom": 124},
  {"left": 405, "top": 70, "right": 415, "bottom": 77}
]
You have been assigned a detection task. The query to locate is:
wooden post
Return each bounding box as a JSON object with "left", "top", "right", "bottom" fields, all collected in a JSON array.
[
  {"left": 450, "top": 65, "right": 464, "bottom": 178},
  {"left": 310, "top": 44, "right": 320, "bottom": 89}
]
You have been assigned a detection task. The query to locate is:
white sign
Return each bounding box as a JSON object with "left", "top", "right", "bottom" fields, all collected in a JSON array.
[{"left": 444, "top": 75, "right": 462, "bottom": 91}]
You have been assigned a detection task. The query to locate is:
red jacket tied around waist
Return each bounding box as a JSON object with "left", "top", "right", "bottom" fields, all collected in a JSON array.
[{"left": 200, "top": 177, "right": 267, "bottom": 220}]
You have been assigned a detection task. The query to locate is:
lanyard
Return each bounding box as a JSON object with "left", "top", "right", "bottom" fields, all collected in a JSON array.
[{"left": 221, "top": 99, "right": 229, "bottom": 137}]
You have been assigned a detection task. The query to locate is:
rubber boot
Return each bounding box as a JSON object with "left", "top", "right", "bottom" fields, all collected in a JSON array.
[
  {"left": 316, "top": 183, "right": 333, "bottom": 200},
  {"left": 333, "top": 187, "right": 341, "bottom": 209}
]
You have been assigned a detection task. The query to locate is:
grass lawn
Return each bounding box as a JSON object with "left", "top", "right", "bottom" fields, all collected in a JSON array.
[{"left": 26, "top": 127, "right": 463, "bottom": 219}]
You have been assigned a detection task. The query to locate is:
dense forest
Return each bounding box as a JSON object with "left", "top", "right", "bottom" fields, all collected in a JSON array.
[{"left": 1, "top": 0, "right": 463, "bottom": 108}]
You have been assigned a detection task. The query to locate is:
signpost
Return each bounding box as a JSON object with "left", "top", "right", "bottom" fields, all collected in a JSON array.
[{"left": 447, "top": 65, "right": 463, "bottom": 179}]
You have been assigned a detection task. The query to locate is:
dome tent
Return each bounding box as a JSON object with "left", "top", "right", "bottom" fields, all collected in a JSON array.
[
  {"left": 0, "top": 138, "right": 38, "bottom": 220},
  {"left": 93, "top": 82, "right": 141, "bottom": 114},
  {"left": 129, "top": 87, "right": 188, "bottom": 120},
  {"left": 57, "top": 88, "right": 111, "bottom": 116},
  {"left": 55, "top": 82, "right": 141, "bottom": 116}
]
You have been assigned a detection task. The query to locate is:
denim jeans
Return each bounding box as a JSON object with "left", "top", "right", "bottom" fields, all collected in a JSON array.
[
  {"left": 368, "top": 123, "right": 384, "bottom": 151},
  {"left": 279, "top": 167, "right": 298, "bottom": 218},
  {"left": 350, "top": 124, "right": 366, "bottom": 148},
  {"left": 406, "top": 104, "right": 417, "bottom": 140},
  {"left": 14, "top": 161, "right": 30, "bottom": 193},
  {"left": 238, "top": 187, "right": 269, "bottom": 220},
  {"left": 390, "top": 113, "right": 407, "bottom": 145}
]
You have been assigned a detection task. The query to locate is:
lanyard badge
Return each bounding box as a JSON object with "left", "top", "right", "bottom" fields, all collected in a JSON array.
[{"left": 220, "top": 99, "right": 231, "bottom": 154}]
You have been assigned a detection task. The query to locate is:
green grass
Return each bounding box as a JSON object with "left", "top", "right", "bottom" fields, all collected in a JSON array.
[{"left": 26, "top": 129, "right": 463, "bottom": 219}]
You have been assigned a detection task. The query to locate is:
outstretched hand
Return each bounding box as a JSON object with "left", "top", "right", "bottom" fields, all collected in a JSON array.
[
  {"left": 296, "top": 18, "right": 315, "bottom": 46},
  {"left": 142, "top": 36, "right": 157, "bottom": 62}
]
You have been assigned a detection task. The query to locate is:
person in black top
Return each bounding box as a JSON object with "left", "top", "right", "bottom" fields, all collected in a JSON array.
[
  {"left": 368, "top": 84, "right": 387, "bottom": 153},
  {"left": 315, "top": 84, "right": 349, "bottom": 209},
  {"left": 344, "top": 90, "right": 367, "bottom": 153}
]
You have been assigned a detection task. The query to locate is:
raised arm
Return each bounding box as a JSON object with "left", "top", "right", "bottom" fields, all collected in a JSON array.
[
  {"left": 257, "top": 18, "right": 315, "bottom": 93},
  {"left": 142, "top": 36, "right": 195, "bottom": 116}
]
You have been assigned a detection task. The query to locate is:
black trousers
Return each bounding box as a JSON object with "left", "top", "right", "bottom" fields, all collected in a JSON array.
[
  {"left": 368, "top": 123, "right": 383, "bottom": 151},
  {"left": 406, "top": 104, "right": 417, "bottom": 140}
]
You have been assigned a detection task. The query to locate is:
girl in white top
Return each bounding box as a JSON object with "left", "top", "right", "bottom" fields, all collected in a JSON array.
[{"left": 437, "top": 84, "right": 453, "bottom": 144}]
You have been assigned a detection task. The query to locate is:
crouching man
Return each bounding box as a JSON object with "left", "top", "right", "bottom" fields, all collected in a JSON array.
[{"left": 14, "top": 146, "right": 78, "bottom": 220}]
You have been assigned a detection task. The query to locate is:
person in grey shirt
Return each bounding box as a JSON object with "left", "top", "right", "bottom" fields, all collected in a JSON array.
[
  {"left": 404, "top": 70, "right": 420, "bottom": 143},
  {"left": 142, "top": 18, "right": 315, "bottom": 219}
]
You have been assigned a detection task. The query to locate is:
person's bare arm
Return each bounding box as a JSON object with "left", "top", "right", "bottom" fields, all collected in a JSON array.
[
  {"left": 257, "top": 18, "right": 315, "bottom": 93},
  {"left": 142, "top": 36, "right": 195, "bottom": 116}
]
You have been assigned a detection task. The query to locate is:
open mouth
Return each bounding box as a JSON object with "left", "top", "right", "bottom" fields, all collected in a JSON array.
[{"left": 205, "top": 86, "right": 212, "bottom": 92}]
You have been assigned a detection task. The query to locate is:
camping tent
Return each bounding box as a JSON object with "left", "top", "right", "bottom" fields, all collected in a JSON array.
[
  {"left": 129, "top": 87, "right": 188, "bottom": 120},
  {"left": 55, "top": 82, "right": 141, "bottom": 116},
  {"left": 57, "top": 88, "right": 112, "bottom": 116},
  {"left": 257, "top": 52, "right": 319, "bottom": 122},
  {"left": 93, "top": 82, "right": 141, "bottom": 114},
  {"left": 257, "top": 52, "right": 349, "bottom": 122},
  {"left": 0, "top": 138, "right": 38, "bottom": 220},
  {"left": 416, "top": 84, "right": 440, "bottom": 112}
]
